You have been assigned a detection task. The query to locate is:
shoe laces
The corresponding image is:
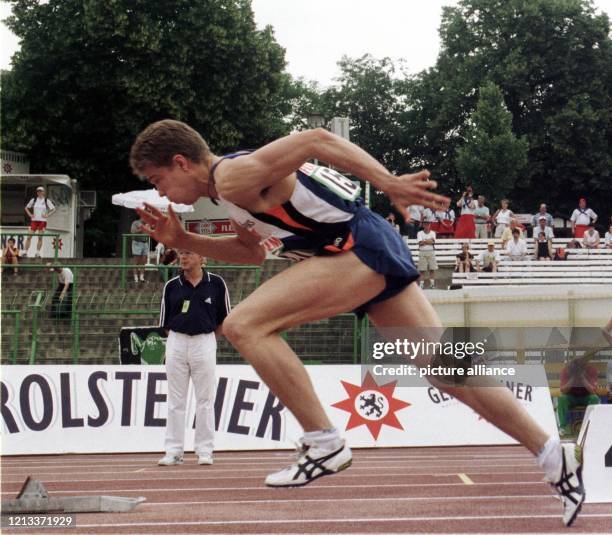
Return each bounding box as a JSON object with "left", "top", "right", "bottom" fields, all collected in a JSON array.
[{"left": 292, "top": 439, "right": 310, "bottom": 460}]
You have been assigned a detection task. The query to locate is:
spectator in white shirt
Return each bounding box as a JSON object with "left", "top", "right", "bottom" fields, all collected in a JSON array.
[
  {"left": 531, "top": 203, "right": 554, "bottom": 228},
  {"left": 582, "top": 227, "right": 600, "bottom": 249},
  {"left": 493, "top": 199, "right": 513, "bottom": 238},
  {"left": 417, "top": 221, "right": 438, "bottom": 289},
  {"left": 48, "top": 263, "right": 73, "bottom": 319},
  {"left": 24, "top": 186, "right": 56, "bottom": 258},
  {"left": 570, "top": 198, "right": 597, "bottom": 238},
  {"left": 604, "top": 225, "right": 612, "bottom": 249},
  {"left": 506, "top": 229, "right": 528, "bottom": 261},
  {"left": 406, "top": 204, "right": 423, "bottom": 239},
  {"left": 477, "top": 241, "right": 501, "bottom": 272}
]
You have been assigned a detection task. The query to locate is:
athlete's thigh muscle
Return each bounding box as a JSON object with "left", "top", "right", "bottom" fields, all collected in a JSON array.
[{"left": 230, "top": 251, "right": 385, "bottom": 333}]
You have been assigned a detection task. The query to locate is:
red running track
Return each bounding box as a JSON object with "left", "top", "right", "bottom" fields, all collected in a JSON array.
[{"left": 2, "top": 446, "right": 612, "bottom": 534}]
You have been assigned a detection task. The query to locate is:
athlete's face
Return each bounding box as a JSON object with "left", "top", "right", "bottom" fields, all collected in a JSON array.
[{"left": 141, "top": 158, "right": 203, "bottom": 205}]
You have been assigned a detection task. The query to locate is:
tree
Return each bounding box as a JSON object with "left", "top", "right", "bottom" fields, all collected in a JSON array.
[
  {"left": 1, "top": 0, "right": 290, "bottom": 255},
  {"left": 410, "top": 0, "right": 612, "bottom": 216},
  {"left": 317, "top": 55, "right": 414, "bottom": 217},
  {"left": 456, "top": 82, "right": 528, "bottom": 204}
]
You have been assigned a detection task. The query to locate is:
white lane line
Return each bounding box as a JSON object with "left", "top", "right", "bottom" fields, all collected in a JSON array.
[
  {"left": 72, "top": 513, "right": 612, "bottom": 529},
  {"left": 0, "top": 480, "right": 549, "bottom": 495},
  {"left": 0, "top": 462, "right": 537, "bottom": 477},
  {"left": 143, "top": 493, "right": 554, "bottom": 506},
  {"left": 1, "top": 469, "right": 544, "bottom": 486},
  {"left": 0, "top": 453, "right": 531, "bottom": 464}
]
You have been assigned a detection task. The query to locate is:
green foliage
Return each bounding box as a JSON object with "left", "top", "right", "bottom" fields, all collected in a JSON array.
[
  {"left": 1, "top": 0, "right": 291, "bottom": 253},
  {"left": 413, "top": 0, "right": 612, "bottom": 215},
  {"left": 456, "top": 82, "right": 528, "bottom": 204}
]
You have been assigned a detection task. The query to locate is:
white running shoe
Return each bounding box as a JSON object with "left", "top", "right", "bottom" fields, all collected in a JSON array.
[
  {"left": 545, "top": 443, "right": 585, "bottom": 527},
  {"left": 157, "top": 454, "right": 183, "bottom": 466},
  {"left": 265, "top": 440, "right": 352, "bottom": 487},
  {"left": 197, "top": 454, "right": 213, "bottom": 465}
]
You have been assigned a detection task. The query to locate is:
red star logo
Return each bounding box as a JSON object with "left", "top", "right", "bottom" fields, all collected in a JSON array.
[{"left": 332, "top": 372, "right": 411, "bottom": 440}]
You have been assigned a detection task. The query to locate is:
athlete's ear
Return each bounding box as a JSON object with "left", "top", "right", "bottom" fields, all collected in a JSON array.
[{"left": 173, "top": 154, "right": 190, "bottom": 172}]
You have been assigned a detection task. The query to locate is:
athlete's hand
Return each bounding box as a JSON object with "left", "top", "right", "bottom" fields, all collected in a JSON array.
[
  {"left": 136, "top": 204, "right": 188, "bottom": 249},
  {"left": 386, "top": 170, "right": 450, "bottom": 222},
  {"left": 231, "top": 219, "right": 263, "bottom": 248}
]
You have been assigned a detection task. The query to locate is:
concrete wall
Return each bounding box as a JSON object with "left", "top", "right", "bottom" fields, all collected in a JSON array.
[{"left": 429, "top": 285, "right": 611, "bottom": 328}]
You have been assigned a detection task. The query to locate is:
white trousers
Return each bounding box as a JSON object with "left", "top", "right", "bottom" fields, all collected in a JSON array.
[{"left": 164, "top": 330, "right": 216, "bottom": 456}]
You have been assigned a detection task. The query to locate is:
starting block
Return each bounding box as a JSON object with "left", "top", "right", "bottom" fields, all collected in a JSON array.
[
  {"left": 577, "top": 405, "right": 612, "bottom": 503},
  {"left": 1, "top": 477, "right": 146, "bottom": 513}
]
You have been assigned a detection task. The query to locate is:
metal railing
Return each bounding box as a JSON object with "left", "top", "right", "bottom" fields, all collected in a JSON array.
[
  {"left": 2, "top": 260, "right": 610, "bottom": 365},
  {"left": 27, "top": 291, "right": 47, "bottom": 364}
]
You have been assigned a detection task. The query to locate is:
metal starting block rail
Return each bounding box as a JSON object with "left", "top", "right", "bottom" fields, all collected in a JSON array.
[{"left": 1, "top": 477, "right": 146, "bottom": 514}]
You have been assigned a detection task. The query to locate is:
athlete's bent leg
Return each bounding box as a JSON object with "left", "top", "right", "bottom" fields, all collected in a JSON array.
[
  {"left": 223, "top": 252, "right": 385, "bottom": 431},
  {"left": 223, "top": 252, "right": 385, "bottom": 486},
  {"left": 366, "top": 283, "right": 584, "bottom": 526}
]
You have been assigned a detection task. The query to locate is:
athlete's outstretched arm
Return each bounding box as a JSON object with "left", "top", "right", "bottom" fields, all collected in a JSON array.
[
  {"left": 136, "top": 205, "right": 266, "bottom": 265},
  {"left": 216, "top": 128, "right": 449, "bottom": 218}
]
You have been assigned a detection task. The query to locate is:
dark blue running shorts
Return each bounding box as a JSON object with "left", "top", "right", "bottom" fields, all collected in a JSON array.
[{"left": 346, "top": 207, "right": 419, "bottom": 317}]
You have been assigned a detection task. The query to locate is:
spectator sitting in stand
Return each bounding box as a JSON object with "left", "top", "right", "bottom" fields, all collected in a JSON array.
[
  {"left": 477, "top": 241, "right": 501, "bottom": 272},
  {"left": 506, "top": 228, "right": 528, "bottom": 261},
  {"left": 532, "top": 203, "right": 553, "bottom": 228},
  {"left": 558, "top": 357, "right": 600, "bottom": 436},
  {"left": 2, "top": 238, "right": 20, "bottom": 275},
  {"left": 605, "top": 224, "right": 612, "bottom": 249},
  {"left": 455, "top": 242, "right": 475, "bottom": 273},
  {"left": 570, "top": 198, "right": 597, "bottom": 238},
  {"left": 553, "top": 247, "right": 567, "bottom": 261},
  {"left": 501, "top": 218, "right": 524, "bottom": 248},
  {"left": 493, "top": 199, "right": 513, "bottom": 238},
  {"left": 536, "top": 232, "right": 553, "bottom": 261},
  {"left": 582, "top": 227, "right": 600, "bottom": 249},
  {"left": 533, "top": 215, "right": 554, "bottom": 253}
]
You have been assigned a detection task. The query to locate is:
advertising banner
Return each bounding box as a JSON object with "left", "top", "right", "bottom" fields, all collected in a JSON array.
[{"left": 0, "top": 365, "right": 557, "bottom": 455}]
